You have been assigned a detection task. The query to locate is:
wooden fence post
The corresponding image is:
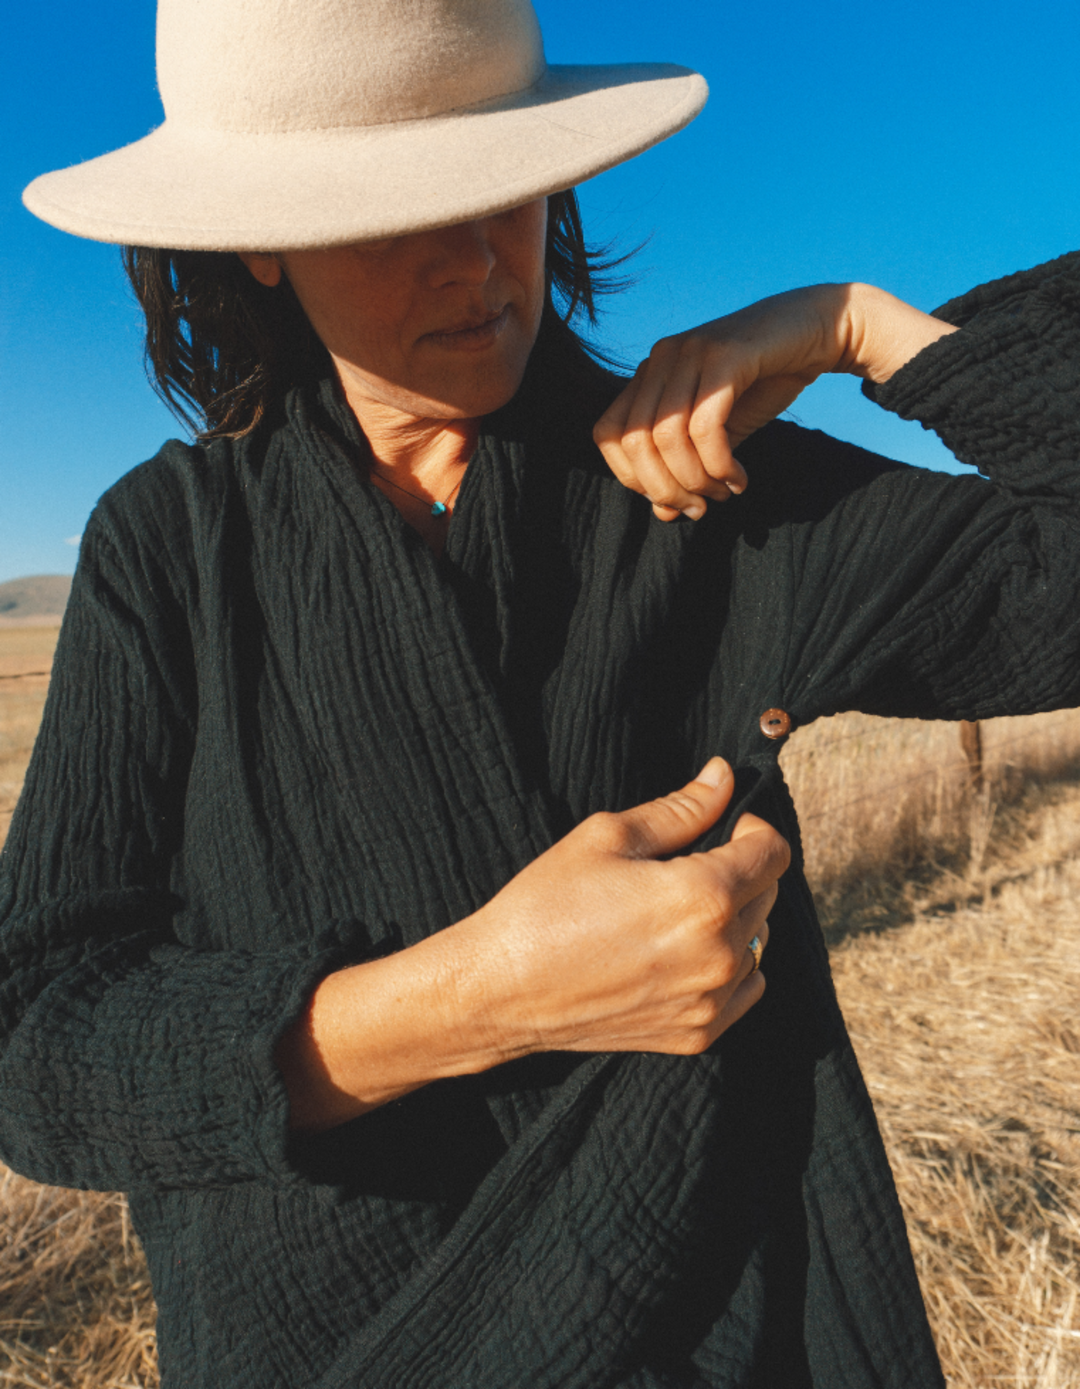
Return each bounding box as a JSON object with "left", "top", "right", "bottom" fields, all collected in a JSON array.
[{"left": 959, "top": 719, "right": 983, "bottom": 792}]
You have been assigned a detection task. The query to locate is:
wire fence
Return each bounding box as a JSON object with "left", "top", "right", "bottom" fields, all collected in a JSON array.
[
  {"left": 782, "top": 707, "right": 1080, "bottom": 767},
  {"left": 786, "top": 708, "right": 1080, "bottom": 826}
]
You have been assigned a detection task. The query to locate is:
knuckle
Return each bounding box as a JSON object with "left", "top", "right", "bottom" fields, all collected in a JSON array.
[
  {"left": 660, "top": 788, "right": 704, "bottom": 823},
  {"left": 649, "top": 335, "right": 680, "bottom": 361},
  {"left": 582, "top": 810, "right": 627, "bottom": 852},
  {"left": 649, "top": 481, "right": 684, "bottom": 507},
  {"left": 760, "top": 824, "right": 792, "bottom": 867},
  {"left": 652, "top": 415, "right": 686, "bottom": 448},
  {"left": 677, "top": 331, "right": 708, "bottom": 359},
  {"left": 685, "top": 996, "right": 720, "bottom": 1031},
  {"left": 709, "top": 948, "right": 739, "bottom": 989},
  {"left": 622, "top": 423, "right": 659, "bottom": 453},
  {"left": 672, "top": 1029, "right": 713, "bottom": 1056},
  {"left": 709, "top": 882, "right": 738, "bottom": 925},
  {"left": 686, "top": 414, "right": 719, "bottom": 447}
]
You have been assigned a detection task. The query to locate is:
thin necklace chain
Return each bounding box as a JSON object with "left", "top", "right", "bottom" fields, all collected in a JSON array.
[{"left": 368, "top": 465, "right": 464, "bottom": 518}]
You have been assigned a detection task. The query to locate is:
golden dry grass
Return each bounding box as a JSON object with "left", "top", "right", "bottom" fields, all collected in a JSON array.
[
  {"left": 784, "top": 712, "right": 1080, "bottom": 1388},
  {"left": 1, "top": 623, "right": 1078, "bottom": 1387},
  {"left": 0, "top": 629, "right": 57, "bottom": 848},
  {"left": 827, "top": 789, "right": 1080, "bottom": 1387},
  {"left": 0, "top": 1171, "right": 158, "bottom": 1388}
]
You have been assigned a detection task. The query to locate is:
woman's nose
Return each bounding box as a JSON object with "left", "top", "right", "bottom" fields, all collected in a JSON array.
[{"left": 426, "top": 219, "right": 498, "bottom": 287}]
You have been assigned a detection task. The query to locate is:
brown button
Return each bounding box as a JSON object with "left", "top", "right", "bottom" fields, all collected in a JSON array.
[{"left": 759, "top": 708, "right": 792, "bottom": 740}]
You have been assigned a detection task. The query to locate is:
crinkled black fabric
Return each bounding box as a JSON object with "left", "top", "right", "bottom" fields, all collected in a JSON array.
[{"left": 1, "top": 252, "right": 1078, "bottom": 1388}]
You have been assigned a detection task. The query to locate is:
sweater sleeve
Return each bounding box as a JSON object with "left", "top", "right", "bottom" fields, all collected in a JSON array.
[
  {"left": 0, "top": 494, "right": 350, "bottom": 1193},
  {"left": 735, "top": 250, "right": 1080, "bottom": 723}
]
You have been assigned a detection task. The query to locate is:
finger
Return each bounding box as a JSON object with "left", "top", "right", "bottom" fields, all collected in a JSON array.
[
  {"left": 714, "top": 967, "right": 767, "bottom": 1033},
  {"left": 597, "top": 434, "right": 652, "bottom": 499},
  {"left": 600, "top": 441, "right": 703, "bottom": 526},
  {"left": 613, "top": 758, "right": 735, "bottom": 860},
  {"left": 617, "top": 351, "right": 721, "bottom": 517},
  {"left": 723, "top": 372, "right": 814, "bottom": 450},
  {"left": 702, "top": 816, "right": 791, "bottom": 915},
  {"left": 647, "top": 357, "right": 737, "bottom": 504},
  {"left": 678, "top": 368, "right": 748, "bottom": 492},
  {"left": 732, "top": 904, "right": 772, "bottom": 983},
  {"left": 622, "top": 430, "right": 709, "bottom": 518},
  {"left": 730, "top": 811, "right": 783, "bottom": 845},
  {"left": 652, "top": 500, "right": 692, "bottom": 523},
  {"left": 596, "top": 363, "right": 728, "bottom": 520},
  {"left": 652, "top": 353, "right": 748, "bottom": 497},
  {"left": 592, "top": 376, "right": 637, "bottom": 453},
  {"left": 594, "top": 380, "right": 670, "bottom": 507}
]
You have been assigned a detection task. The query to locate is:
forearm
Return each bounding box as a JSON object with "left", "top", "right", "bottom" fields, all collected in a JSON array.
[
  {"left": 274, "top": 917, "right": 529, "bottom": 1132},
  {"left": 276, "top": 763, "right": 788, "bottom": 1133}
]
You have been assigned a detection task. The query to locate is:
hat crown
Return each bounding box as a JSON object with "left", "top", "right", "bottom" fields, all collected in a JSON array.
[{"left": 157, "top": 0, "right": 546, "bottom": 134}]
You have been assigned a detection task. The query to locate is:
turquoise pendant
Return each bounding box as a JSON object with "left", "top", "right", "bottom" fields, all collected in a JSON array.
[{"left": 430, "top": 501, "right": 448, "bottom": 517}]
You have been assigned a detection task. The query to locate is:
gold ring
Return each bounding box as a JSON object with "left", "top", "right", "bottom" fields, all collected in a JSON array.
[{"left": 747, "top": 935, "right": 764, "bottom": 974}]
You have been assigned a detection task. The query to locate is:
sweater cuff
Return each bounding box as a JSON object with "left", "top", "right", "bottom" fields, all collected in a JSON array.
[
  {"left": 0, "top": 919, "right": 371, "bottom": 1193},
  {"left": 863, "top": 251, "right": 1080, "bottom": 492}
]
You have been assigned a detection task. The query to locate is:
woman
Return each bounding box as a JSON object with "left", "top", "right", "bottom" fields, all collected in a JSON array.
[{"left": 6, "top": 1, "right": 1080, "bottom": 1386}]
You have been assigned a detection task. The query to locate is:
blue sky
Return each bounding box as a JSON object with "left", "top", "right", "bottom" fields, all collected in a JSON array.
[{"left": 2, "top": 0, "right": 1078, "bottom": 583}]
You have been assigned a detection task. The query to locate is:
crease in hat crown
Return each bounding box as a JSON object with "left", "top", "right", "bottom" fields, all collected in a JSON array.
[
  {"left": 158, "top": 0, "right": 547, "bottom": 133},
  {"left": 22, "top": 0, "right": 708, "bottom": 250}
]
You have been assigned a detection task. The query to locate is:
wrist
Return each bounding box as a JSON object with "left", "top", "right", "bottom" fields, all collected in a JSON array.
[{"left": 842, "top": 282, "right": 959, "bottom": 385}]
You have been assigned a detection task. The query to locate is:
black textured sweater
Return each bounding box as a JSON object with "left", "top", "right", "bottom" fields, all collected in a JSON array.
[{"left": 2, "top": 253, "right": 1079, "bottom": 1389}]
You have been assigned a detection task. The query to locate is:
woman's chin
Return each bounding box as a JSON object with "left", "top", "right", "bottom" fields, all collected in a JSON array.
[
  {"left": 426, "top": 343, "right": 535, "bottom": 418},
  {"left": 360, "top": 363, "right": 530, "bottom": 424}
]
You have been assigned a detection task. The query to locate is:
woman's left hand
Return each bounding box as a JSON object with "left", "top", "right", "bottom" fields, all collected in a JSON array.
[{"left": 593, "top": 282, "right": 958, "bottom": 522}]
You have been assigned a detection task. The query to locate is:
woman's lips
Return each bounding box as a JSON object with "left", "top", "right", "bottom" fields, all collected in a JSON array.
[{"left": 423, "top": 305, "right": 510, "bottom": 350}]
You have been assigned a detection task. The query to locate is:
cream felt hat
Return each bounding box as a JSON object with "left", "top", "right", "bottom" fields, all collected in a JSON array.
[{"left": 23, "top": 0, "right": 708, "bottom": 252}]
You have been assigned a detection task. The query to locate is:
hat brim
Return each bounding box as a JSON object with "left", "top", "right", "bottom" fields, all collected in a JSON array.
[{"left": 22, "top": 64, "right": 707, "bottom": 251}]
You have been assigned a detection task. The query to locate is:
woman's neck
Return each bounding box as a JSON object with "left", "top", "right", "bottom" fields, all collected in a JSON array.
[
  {"left": 359, "top": 405, "right": 478, "bottom": 479},
  {"left": 339, "top": 374, "right": 479, "bottom": 556}
]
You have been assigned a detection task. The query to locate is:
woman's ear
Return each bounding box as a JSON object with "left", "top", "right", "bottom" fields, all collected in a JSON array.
[{"left": 237, "top": 251, "right": 283, "bottom": 288}]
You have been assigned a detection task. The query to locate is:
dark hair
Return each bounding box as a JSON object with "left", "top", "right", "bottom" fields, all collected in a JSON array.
[{"left": 122, "top": 189, "right": 630, "bottom": 440}]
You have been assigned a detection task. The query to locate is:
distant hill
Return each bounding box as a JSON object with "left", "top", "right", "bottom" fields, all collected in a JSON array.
[{"left": 0, "top": 575, "right": 72, "bottom": 627}]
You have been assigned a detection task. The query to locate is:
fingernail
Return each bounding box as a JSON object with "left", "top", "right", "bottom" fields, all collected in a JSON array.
[
  {"left": 681, "top": 504, "right": 706, "bottom": 521},
  {"left": 696, "top": 758, "right": 727, "bottom": 789}
]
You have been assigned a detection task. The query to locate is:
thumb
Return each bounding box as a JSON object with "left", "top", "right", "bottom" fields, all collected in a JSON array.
[
  {"left": 617, "top": 758, "right": 734, "bottom": 860},
  {"left": 725, "top": 373, "right": 815, "bottom": 450}
]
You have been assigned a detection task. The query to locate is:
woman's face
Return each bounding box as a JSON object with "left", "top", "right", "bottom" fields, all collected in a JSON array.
[{"left": 241, "top": 199, "right": 548, "bottom": 424}]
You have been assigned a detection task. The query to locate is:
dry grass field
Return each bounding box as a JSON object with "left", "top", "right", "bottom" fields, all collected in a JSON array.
[
  {"left": 1, "top": 623, "right": 1078, "bottom": 1387},
  {"left": 0, "top": 629, "right": 57, "bottom": 848},
  {"left": 784, "top": 713, "right": 1080, "bottom": 1388}
]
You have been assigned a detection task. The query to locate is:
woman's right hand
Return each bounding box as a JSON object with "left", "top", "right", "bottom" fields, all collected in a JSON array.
[
  {"left": 463, "top": 758, "right": 787, "bottom": 1058},
  {"left": 277, "top": 759, "right": 789, "bottom": 1129}
]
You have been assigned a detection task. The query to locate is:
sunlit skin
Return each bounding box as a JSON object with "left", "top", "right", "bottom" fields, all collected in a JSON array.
[{"left": 239, "top": 200, "right": 547, "bottom": 549}]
